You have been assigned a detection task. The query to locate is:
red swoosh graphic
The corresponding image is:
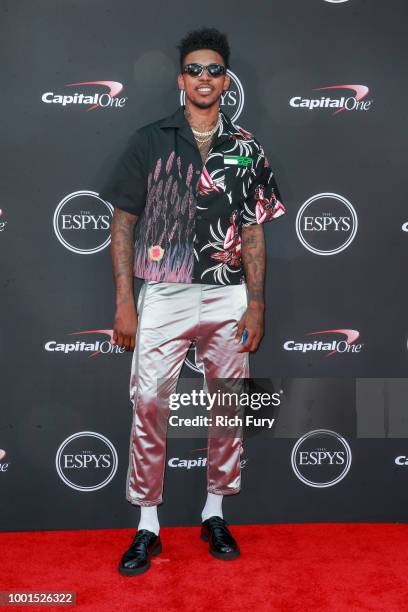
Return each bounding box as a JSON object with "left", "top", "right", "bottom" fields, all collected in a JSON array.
[
  {"left": 67, "top": 329, "right": 114, "bottom": 357},
  {"left": 313, "top": 84, "right": 369, "bottom": 115},
  {"left": 306, "top": 328, "right": 360, "bottom": 357},
  {"left": 65, "top": 81, "right": 123, "bottom": 111}
]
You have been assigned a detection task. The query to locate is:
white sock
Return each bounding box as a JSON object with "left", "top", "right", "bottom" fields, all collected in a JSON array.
[
  {"left": 201, "top": 492, "right": 223, "bottom": 522},
  {"left": 138, "top": 505, "right": 160, "bottom": 535}
]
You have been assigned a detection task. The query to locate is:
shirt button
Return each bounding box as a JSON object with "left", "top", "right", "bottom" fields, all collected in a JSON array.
[{"left": 195, "top": 170, "right": 201, "bottom": 175}]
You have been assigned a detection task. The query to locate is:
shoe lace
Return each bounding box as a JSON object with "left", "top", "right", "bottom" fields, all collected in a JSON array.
[
  {"left": 206, "top": 517, "right": 234, "bottom": 544},
  {"left": 208, "top": 516, "right": 227, "bottom": 527},
  {"left": 132, "top": 530, "right": 153, "bottom": 547}
]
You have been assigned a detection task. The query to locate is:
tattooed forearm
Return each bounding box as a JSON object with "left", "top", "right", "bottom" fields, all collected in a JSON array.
[
  {"left": 241, "top": 224, "right": 266, "bottom": 306},
  {"left": 111, "top": 207, "right": 139, "bottom": 306}
]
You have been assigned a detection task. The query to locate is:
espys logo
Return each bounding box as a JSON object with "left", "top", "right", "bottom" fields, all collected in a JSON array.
[
  {"left": 0, "top": 209, "right": 7, "bottom": 232},
  {"left": 42, "top": 81, "right": 127, "bottom": 111},
  {"left": 296, "top": 193, "right": 358, "bottom": 255},
  {"left": 284, "top": 329, "right": 363, "bottom": 357},
  {"left": 53, "top": 191, "right": 113, "bottom": 254},
  {"left": 44, "top": 329, "right": 125, "bottom": 357},
  {"left": 184, "top": 344, "right": 204, "bottom": 375},
  {"left": 291, "top": 429, "right": 352, "bottom": 488},
  {"left": 290, "top": 85, "right": 372, "bottom": 115},
  {"left": 0, "top": 449, "right": 10, "bottom": 472},
  {"left": 180, "top": 69, "right": 244, "bottom": 122},
  {"left": 55, "top": 431, "right": 118, "bottom": 491}
]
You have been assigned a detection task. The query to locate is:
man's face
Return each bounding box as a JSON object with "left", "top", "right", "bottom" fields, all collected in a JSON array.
[{"left": 178, "top": 49, "right": 231, "bottom": 110}]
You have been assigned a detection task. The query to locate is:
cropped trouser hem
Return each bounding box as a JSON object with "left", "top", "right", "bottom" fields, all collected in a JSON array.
[
  {"left": 126, "top": 496, "right": 163, "bottom": 507},
  {"left": 207, "top": 487, "right": 241, "bottom": 496}
]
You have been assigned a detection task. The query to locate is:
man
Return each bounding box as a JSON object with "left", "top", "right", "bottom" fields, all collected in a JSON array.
[{"left": 101, "top": 27, "right": 286, "bottom": 576}]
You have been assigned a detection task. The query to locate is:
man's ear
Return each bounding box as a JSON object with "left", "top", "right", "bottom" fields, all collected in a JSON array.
[
  {"left": 177, "top": 73, "right": 185, "bottom": 90},
  {"left": 223, "top": 73, "right": 231, "bottom": 91}
]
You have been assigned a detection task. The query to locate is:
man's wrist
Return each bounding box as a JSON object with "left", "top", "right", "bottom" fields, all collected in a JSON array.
[
  {"left": 115, "top": 296, "right": 136, "bottom": 309},
  {"left": 247, "top": 299, "right": 265, "bottom": 311}
]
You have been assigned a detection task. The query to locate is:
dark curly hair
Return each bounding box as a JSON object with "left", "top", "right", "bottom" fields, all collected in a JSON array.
[{"left": 177, "top": 27, "right": 230, "bottom": 70}]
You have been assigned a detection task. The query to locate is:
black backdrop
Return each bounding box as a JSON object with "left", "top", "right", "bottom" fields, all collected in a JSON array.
[{"left": 1, "top": 0, "right": 408, "bottom": 531}]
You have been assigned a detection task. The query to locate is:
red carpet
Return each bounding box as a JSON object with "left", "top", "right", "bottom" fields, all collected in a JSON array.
[{"left": 1, "top": 523, "right": 408, "bottom": 611}]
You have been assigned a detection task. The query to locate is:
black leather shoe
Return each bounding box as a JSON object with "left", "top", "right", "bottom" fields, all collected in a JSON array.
[
  {"left": 200, "top": 516, "right": 240, "bottom": 560},
  {"left": 118, "top": 529, "right": 162, "bottom": 576}
]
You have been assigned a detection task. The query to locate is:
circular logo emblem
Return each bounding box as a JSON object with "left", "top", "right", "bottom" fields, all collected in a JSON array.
[
  {"left": 291, "top": 429, "right": 352, "bottom": 488},
  {"left": 55, "top": 431, "right": 118, "bottom": 491},
  {"left": 180, "top": 69, "right": 244, "bottom": 123},
  {"left": 296, "top": 193, "right": 358, "bottom": 255},
  {"left": 53, "top": 190, "right": 113, "bottom": 254}
]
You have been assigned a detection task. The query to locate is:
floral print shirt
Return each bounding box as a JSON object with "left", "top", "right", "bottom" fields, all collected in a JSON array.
[{"left": 101, "top": 105, "right": 286, "bottom": 285}]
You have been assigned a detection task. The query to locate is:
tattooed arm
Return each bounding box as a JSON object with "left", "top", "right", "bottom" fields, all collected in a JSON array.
[
  {"left": 236, "top": 224, "right": 266, "bottom": 352},
  {"left": 110, "top": 207, "right": 139, "bottom": 352}
]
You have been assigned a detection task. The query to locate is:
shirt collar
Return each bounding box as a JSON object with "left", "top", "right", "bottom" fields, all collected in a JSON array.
[{"left": 159, "top": 105, "right": 243, "bottom": 139}]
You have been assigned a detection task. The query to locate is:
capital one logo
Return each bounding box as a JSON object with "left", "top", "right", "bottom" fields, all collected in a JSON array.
[
  {"left": 0, "top": 448, "right": 10, "bottom": 472},
  {"left": 395, "top": 456, "right": 408, "bottom": 466},
  {"left": 284, "top": 329, "right": 363, "bottom": 357},
  {"left": 0, "top": 209, "right": 7, "bottom": 232},
  {"left": 45, "top": 329, "right": 125, "bottom": 357},
  {"left": 56, "top": 431, "right": 118, "bottom": 491},
  {"left": 296, "top": 193, "right": 358, "bottom": 255},
  {"left": 291, "top": 429, "right": 352, "bottom": 488},
  {"left": 180, "top": 69, "right": 244, "bottom": 122},
  {"left": 168, "top": 447, "right": 248, "bottom": 469},
  {"left": 42, "top": 81, "right": 127, "bottom": 111},
  {"left": 53, "top": 191, "right": 113, "bottom": 254},
  {"left": 290, "top": 85, "right": 372, "bottom": 115}
]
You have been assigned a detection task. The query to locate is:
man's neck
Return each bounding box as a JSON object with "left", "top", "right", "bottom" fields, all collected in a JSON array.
[{"left": 184, "top": 101, "right": 220, "bottom": 131}]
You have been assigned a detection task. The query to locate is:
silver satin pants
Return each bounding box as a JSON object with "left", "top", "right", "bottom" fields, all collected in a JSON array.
[{"left": 126, "top": 280, "right": 249, "bottom": 506}]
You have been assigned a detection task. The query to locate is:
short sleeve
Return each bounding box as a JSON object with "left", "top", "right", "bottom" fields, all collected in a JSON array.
[
  {"left": 99, "top": 129, "right": 148, "bottom": 216},
  {"left": 242, "top": 143, "right": 286, "bottom": 227}
]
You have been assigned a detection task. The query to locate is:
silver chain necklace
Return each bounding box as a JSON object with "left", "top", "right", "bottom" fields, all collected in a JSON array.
[{"left": 184, "top": 111, "right": 222, "bottom": 142}]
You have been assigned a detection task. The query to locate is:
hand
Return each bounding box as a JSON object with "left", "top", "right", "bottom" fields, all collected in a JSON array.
[
  {"left": 112, "top": 303, "right": 138, "bottom": 352},
  {"left": 235, "top": 302, "right": 265, "bottom": 353}
]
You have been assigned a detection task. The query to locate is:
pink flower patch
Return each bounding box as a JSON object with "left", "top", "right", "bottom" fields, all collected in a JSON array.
[{"left": 148, "top": 245, "right": 164, "bottom": 261}]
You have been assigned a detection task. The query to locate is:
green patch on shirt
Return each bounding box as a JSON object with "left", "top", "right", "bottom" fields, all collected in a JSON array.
[{"left": 223, "top": 155, "right": 253, "bottom": 167}]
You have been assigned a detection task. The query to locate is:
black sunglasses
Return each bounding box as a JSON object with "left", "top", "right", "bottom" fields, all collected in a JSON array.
[{"left": 182, "top": 63, "right": 227, "bottom": 77}]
